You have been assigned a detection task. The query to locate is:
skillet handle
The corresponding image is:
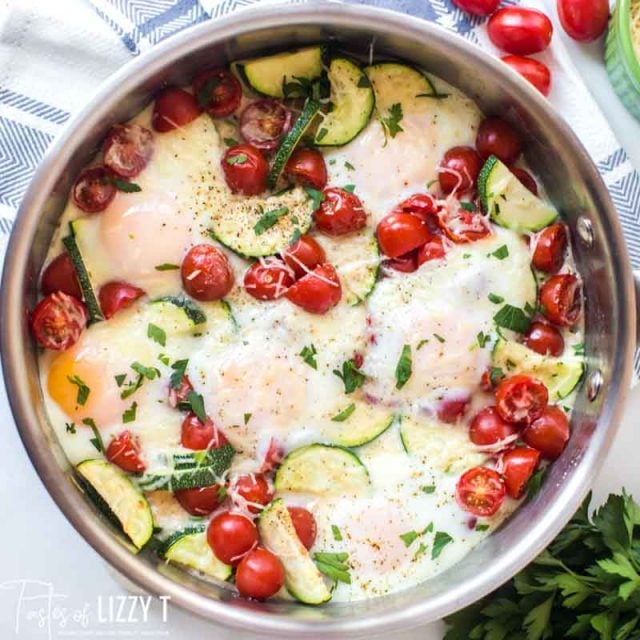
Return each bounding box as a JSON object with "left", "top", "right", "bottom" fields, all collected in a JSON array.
[{"left": 634, "top": 270, "right": 640, "bottom": 347}]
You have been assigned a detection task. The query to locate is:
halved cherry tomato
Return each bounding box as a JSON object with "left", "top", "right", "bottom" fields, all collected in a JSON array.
[
  {"left": 259, "top": 437, "right": 285, "bottom": 473},
  {"left": 236, "top": 547, "right": 285, "bottom": 600},
  {"left": 558, "top": 0, "right": 609, "bottom": 42},
  {"left": 106, "top": 430, "right": 145, "bottom": 473},
  {"left": 31, "top": 292, "right": 87, "bottom": 351},
  {"left": 240, "top": 100, "right": 292, "bottom": 151},
  {"left": 193, "top": 68, "right": 242, "bottom": 118},
  {"left": 532, "top": 223, "right": 567, "bottom": 273},
  {"left": 437, "top": 396, "right": 470, "bottom": 424},
  {"left": 222, "top": 144, "right": 269, "bottom": 196},
  {"left": 392, "top": 193, "right": 439, "bottom": 223},
  {"left": 417, "top": 235, "right": 447, "bottom": 265},
  {"left": 152, "top": 87, "right": 200, "bottom": 132},
  {"left": 377, "top": 213, "right": 431, "bottom": 258},
  {"left": 383, "top": 251, "right": 418, "bottom": 273},
  {"left": 72, "top": 167, "right": 116, "bottom": 213},
  {"left": 511, "top": 168, "right": 538, "bottom": 195},
  {"left": 456, "top": 466, "right": 506, "bottom": 517},
  {"left": 41, "top": 253, "right": 82, "bottom": 299},
  {"left": 98, "top": 281, "right": 145, "bottom": 319},
  {"left": 540, "top": 274, "right": 581, "bottom": 327},
  {"left": 281, "top": 235, "right": 326, "bottom": 278},
  {"left": 495, "top": 375, "right": 549, "bottom": 424},
  {"left": 285, "top": 148, "right": 328, "bottom": 190},
  {"left": 103, "top": 124, "right": 153, "bottom": 178},
  {"left": 181, "top": 412, "right": 228, "bottom": 450},
  {"left": 522, "top": 405, "right": 570, "bottom": 460},
  {"left": 476, "top": 117, "right": 522, "bottom": 164},
  {"left": 488, "top": 8, "right": 553, "bottom": 55},
  {"left": 287, "top": 506, "right": 317, "bottom": 550},
  {"left": 501, "top": 55, "right": 552, "bottom": 96},
  {"left": 438, "top": 146, "right": 483, "bottom": 194},
  {"left": 469, "top": 406, "right": 519, "bottom": 446},
  {"left": 285, "top": 263, "right": 342, "bottom": 314},
  {"left": 502, "top": 447, "right": 540, "bottom": 499},
  {"left": 232, "top": 474, "right": 273, "bottom": 513},
  {"left": 175, "top": 485, "right": 224, "bottom": 516},
  {"left": 207, "top": 512, "right": 258, "bottom": 566},
  {"left": 168, "top": 375, "right": 194, "bottom": 410},
  {"left": 452, "top": 0, "right": 499, "bottom": 17},
  {"left": 438, "top": 204, "right": 491, "bottom": 244},
  {"left": 315, "top": 187, "right": 367, "bottom": 236},
  {"left": 524, "top": 321, "right": 564, "bottom": 357},
  {"left": 244, "top": 259, "right": 294, "bottom": 301},
  {"left": 181, "top": 244, "right": 234, "bottom": 302}
]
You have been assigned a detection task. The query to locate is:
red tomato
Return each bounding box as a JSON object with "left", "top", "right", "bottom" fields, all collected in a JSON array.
[
  {"left": 181, "top": 244, "right": 234, "bottom": 302},
  {"left": 98, "top": 281, "right": 145, "bottom": 319},
  {"left": 240, "top": 99, "right": 292, "bottom": 151},
  {"left": 476, "top": 117, "right": 522, "bottom": 164},
  {"left": 31, "top": 292, "right": 87, "bottom": 351},
  {"left": 488, "top": 8, "right": 553, "bottom": 55},
  {"left": 558, "top": 0, "right": 609, "bottom": 42},
  {"left": 452, "top": 0, "right": 499, "bottom": 17},
  {"left": 532, "top": 223, "right": 567, "bottom": 273},
  {"left": 285, "top": 263, "right": 342, "bottom": 314},
  {"left": 106, "top": 430, "right": 145, "bottom": 473},
  {"left": 236, "top": 547, "right": 285, "bottom": 600},
  {"left": 284, "top": 148, "right": 328, "bottom": 190},
  {"left": 287, "top": 506, "right": 317, "bottom": 550},
  {"left": 438, "top": 146, "right": 483, "bottom": 194},
  {"left": 181, "top": 412, "right": 228, "bottom": 450},
  {"left": 392, "top": 193, "right": 439, "bottom": 223},
  {"left": 384, "top": 251, "right": 419, "bottom": 273},
  {"left": 72, "top": 167, "right": 116, "bottom": 213},
  {"left": 281, "top": 235, "right": 326, "bottom": 278},
  {"left": 152, "top": 87, "right": 200, "bottom": 132},
  {"left": 438, "top": 204, "right": 491, "bottom": 244},
  {"left": 511, "top": 167, "right": 538, "bottom": 195},
  {"left": 168, "top": 375, "right": 194, "bottom": 410},
  {"left": 259, "top": 437, "right": 285, "bottom": 473},
  {"left": 540, "top": 274, "right": 581, "bottom": 327},
  {"left": 469, "top": 406, "right": 519, "bottom": 446},
  {"left": 522, "top": 406, "right": 570, "bottom": 460},
  {"left": 315, "top": 187, "right": 367, "bottom": 236},
  {"left": 221, "top": 144, "right": 268, "bottom": 196},
  {"left": 175, "top": 485, "right": 224, "bottom": 516},
  {"left": 437, "top": 396, "right": 470, "bottom": 424},
  {"left": 193, "top": 68, "right": 242, "bottom": 118},
  {"left": 456, "top": 466, "right": 506, "bottom": 517},
  {"left": 495, "top": 375, "right": 549, "bottom": 425},
  {"left": 232, "top": 474, "right": 273, "bottom": 513},
  {"left": 416, "top": 235, "right": 446, "bottom": 265},
  {"left": 244, "top": 260, "right": 294, "bottom": 301},
  {"left": 41, "top": 253, "right": 82, "bottom": 300},
  {"left": 501, "top": 446, "right": 541, "bottom": 499},
  {"left": 524, "top": 321, "right": 565, "bottom": 357},
  {"left": 377, "top": 213, "right": 431, "bottom": 258},
  {"left": 103, "top": 124, "right": 153, "bottom": 178},
  {"left": 207, "top": 512, "right": 258, "bottom": 566},
  {"left": 501, "top": 55, "right": 552, "bottom": 96}
]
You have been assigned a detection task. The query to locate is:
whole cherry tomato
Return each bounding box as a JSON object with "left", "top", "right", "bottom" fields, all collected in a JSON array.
[
  {"left": 452, "top": 0, "right": 500, "bottom": 17},
  {"left": 437, "top": 396, "right": 470, "bottom": 424},
  {"left": 207, "top": 512, "right": 258, "bottom": 565},
  {"left": 495, "top": 375, "right": 549, "bottom": 424},
  {"left": 540, "top": 274, "right": 581, "bottom": 327},
  {"left": 31, "top": 292, "right": 87, "bottom": 351},
  {"left": 524, "top": 321, "right": 565, "bottom": 357},
  {"left": 285, "top": 263, "right": 342, "bottom": 314},
  {"left": 181, "top": 412, "right": 228, "bottom": 450},
  {"left": 287, "top": 506, "right": 317, "bottom": 550},
  {"left": 392, "top": 193, "right": 439, "bottom": 223},
  {"left": 488, "top": 8, "right": 553, "bottom": 55},
  {"left": 244, "top": 260, "right": 294, "bottom": 301},
  {"left": 469, "top": 406, "right": 519, "bottom": 446},
  {"left": 232, "top": 474, "right": 273, "bottom": 513},
  {"left": 72, "top": 167, "right": 116, "bottom": 213},
  {"left": 41, "top": 253, "right": 82, "bottom": 300},
  {"left": 152, "top": 87, "right": 200, "bottom": 132},
  {"left": 193, "top": 68, "right": 242, "bottom": 118},
  {"left": 315, "top": 187, "right": 367, "bottom": 236},
  {"left": 284, "top": 148, "right": 328, "bottom": 190},
  {"left": 533, "top": 223, "right": 567, "bottom": 273},
  {"left": 168, "top": 375, "right": 194, "bottom": 410},
  {"left": 281, "top": 235, "right": 326, "bottom": 278},
  {"left": 377, "top": 213, "right": 431, "bottom": 258},
  {"left": 98, "top": 281, "right": 145, "bottom": 319},
  {"left": 222, "top": 144, "right": 269, "bottom": 196},
  {"left": 103, "top": 124, "right": 154, "bottom": 178},
  {"left": 522, "top": 405, "right": 570, "bottom": 459},
  {"left": 511, "top": 168, "right": 538, "bottom": 195},
  {"left": 476, "top": 117, "right": 522, "bottom": 164},
  {"left": 502, "top": 55, "right": 552, "bottom": 96},
  {"left": 240, "top": 100, "right": 292, "bottom": 151},
  {"left": 456, "top": 466, "right": 506, "bottom": 517},
  {"left": 438, "top": 204, "right": 491, "bottom": 243},
  {"left": 501, "top": 446, "right": 541, "bottom": 499},
  {"left": 438, "top": 146, "right": 483, "bottom": 194},
  {"left": 235, "top": 547, "right": 285, "bottom": 600},
  {"left": 106, "top": 430, "right": 145, "bottom": 473},
  {"left": 558, "top": 0, "right": 609, "bottom": 42},
  {"left": 174, "top": 485, "right": 224, "bottom": 516},
  {"left": 181, "top": 244, "right": 234, "bottom": 301}
]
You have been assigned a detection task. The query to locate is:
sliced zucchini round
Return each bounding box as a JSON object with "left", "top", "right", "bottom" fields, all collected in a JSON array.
[
  {"left": 322, "top": 400, "right": 394, "bottom": 448},
  {"left": 161, "top": 527, "right": 231, "bottom": 580}
]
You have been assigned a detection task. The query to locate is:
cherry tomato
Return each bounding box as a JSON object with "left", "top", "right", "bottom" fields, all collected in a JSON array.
[
  {"left": 98, "top": 281, "right": 145, "bottom": 319},
  {"left": 168, "top": 375, "right": 194, "bottom": 410},
  {"left": 285, "top": 263, "right": 342, "bottom": 314},
  {"left": 439, "top": 204, "right": 491, "bottom": 244},
  {"left": 240, "top": 99, "right": 292, "bottom": 151},
  {"left": 384, "top": 251, "right": 418, "bottom": 273},
  {"left": 40, "top": 253, "right": 82, "bottom": 299},
  {"left": 532, "top": 223, "right": 567, "bottom": 273},
  {"left": 315, "top": 187, "right": 367, "bottom": 236},
  {"left": 558, "top": 0, "right": 609, "bottom": 42},
  {"left": 501, "top": 446, "right": 540, "bottom": 499},
  {"left": 416, "top": 235, "right": 446, "bottom": 265},
  {"left": 103, "top": 124, "right": 153, "bottom": 178},
  {"left": 511, "top": 167, "right": 538, "bottom": 195},
  {"left": 72, "top": 167, "right": 116, "bottom": 213},
  {"left": 522, "top": 405, "right": 570, "bottom": 460},
  {"left": 495, "top": 375, "right": 549, "bottom": 425},
  {"left": 437, "top": 396, "right": 470, "bottom": 424},
  {"left": 456, "top": 466, "right": 506, "bottom": 517},
  {"left": 392, "top": 193, "right": 439, "bottom": 223},
  {"left": 281, "top": 235, "right": 326, "bottom": 278},
  {"left": 181, "top": 412, "right": 228, "bottom": 450},
  {"left": 222, "top": 144, "right": 268, "bottom": 196},
  {"left": 501, "top": 56, "right": 552, "bottom": 96},
  {"left": 207, "top": 512, "right": 258, "bottom": 566},
  {"left": 106, "top": 430, "right": 145, "bottom": 473},
  {"left": 232, "top": 474, "right": 273, "bottom": 513},
  {"left": 181, "top": 244, "right": 234, "bottom": 302},
  {"left": 488, "top": 8, "right": 553, "bottom": 55},
  {"left": 377, "top": 213, "right": 431, "bottom": 258},
  {"left": 152, "top": 87, "right": 200, "bottom": 132},
  {"left": 175, "top": 485, "right": 224, "bottom": 516},
  {"left": 193, "top": 68, "right": 242, "bottom": 118},
  {"left": 31, "top": 292, "right": 87, "bottom": 351},
  {"left": 259, "top": 437, "right": 285, "bottom": 473},
  {"left": 244, "top": 260, "right": 294, "bottom": 301},
  {"left": 287, "top": 506, "right": 317, "bottom": 550},
  {"left": 476, "top": 117, "right": 522, "bottom": 164},
  {"left": 524, "top": 321, "right": 565, "bottom": 357},
  {"left": 540, "top": 274, "right": 581, "bottom": 327},
  {"left": 452, "top": 0, "right": 499, "bottom": 17},
  {"left": 236, "top": 547, "right": 285, "bottom": 600},
  {"left": 438, "top": 146, "right": 483, "bottom": 194},
  {"left": 284, "top": 148, "right": 328, "bottom": 190},
  {"left": 469, "top": 406, "right": 519, "bottom": 446}
]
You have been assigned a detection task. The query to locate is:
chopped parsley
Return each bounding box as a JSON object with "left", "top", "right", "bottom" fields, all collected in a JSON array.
[
  {"left": 413, "top": 542, "right": 429, "bottom": 561},
  {"left": 380, "top": 102, "right": 404, "bottom": 140},
  {"left": 304, "top": 186, "right": 324, "bottom": 210},
  {"left": 299, "top": 344, "right": 318, "bottom": 370},
  {"left": 65, "top": 422, "right": 76, "bottom": 434},
  {"left": 573, "top": 342, "right": 586, "bottom": 356},
  {"left": 494, "top": 304, "right": 531, "bottom": 333},
  {"left": 333, "top": 358, "right": 366, "bottom": 394},
  {"left": 488, "top": 293, "right": 504, "bottom": 304},
  {"left": 421, "top": 484, "right": 436, "bottom": 494},
  {"left": 253, "top": 206, "right": 289, "bottom": 235},
  {"left": 158, "top": 354, "right": 170, "bottom": 366},
  {"left": 489, "top": 366, "right": 505, "bottom": 386},
  {"left": 120, "top": 362, "right": 160, "bottom": 399},
  {"left": 122, "top": 402, "right": 137, "bottom": 424},
  {"left": 114, "top": 374, "right": 126, "bottom": 388},
  {"left": 147, "top": 323, "right": 166, "bottom": 347},
  {"left": 475, "top": 523, "right": 490, "bottom": 532},
  {"left": 491, "top": 244, "right": 509, "bottom": 260},
  {"left": 154, "top": 263, "right": 179, "bottom": 271},
  {"left": 331, "top": 403, "right": 356, "bottom": 422},
  {"left": 313, "top": 552, "right": 351, "bottom": 584},
  {"left": 169, "top": 359, "right": 189, "bottom": 390},
  {"left": 67, "top": 375, "right": 90, "bottom": 406},
  {"left": 477, "top": 331, "right": 491, "bottom": 348},
  {"left": 83, "top": 418, "right": 103, "bottom": 453},
  {"left": 394, "top": 344, "right": 413, "bottom": 390},
  {"left": 196, "top": 76, "right": 221, "bottom": 109},
  {"left": 243, "top": 413, "right": 252, "bottom": 425},
  {"left": 417, "top": 338, "right": 430, "bottom": 350},
  {"left": 460, "top": 201, "right": 476, "bottom": 212},
  {"left": 223, "top": 137, "right": 238, "bottom": 147},
  {"left": 342, "top": 184, "right": 356, "bottom": 193},
  {"left": 432, "top": 531, "right": 454, "bottom": 559},
  {"left": 109, "top": 178, "right": 141, "bottom": 193},
  {"left": 331, "top": 525, "right": 343, "bottom": 541},
  {"left": 344, "top": 160, "right": 355, "bottom": 170},
  {"left": 226, "top": 153, "right": 248, "bottom": 165},
  {"left": 433, "top": 333, "right": 446, "bottom": 344},
  {"left": 400, "top": 522, "right": 434, "bottom": 548},
  {"left": 187, "top": 391, "right": 207, "bottom": 423}
]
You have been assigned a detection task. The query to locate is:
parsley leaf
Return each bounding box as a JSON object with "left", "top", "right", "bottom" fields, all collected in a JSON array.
[
  {"left": 494, "top": 304, "right": 531, "bottom": 333},
  {"left": 304, "top": 186, "right": 324, "bottom": 210},
  {"left": 110, "top": 178, "right": 141, "bottom": 193},
  {"left": 400, "top": 530, "right": 419, "bottom": 547},
  {"left": 475, "top": 523, "right": 490, "bottom": 532},
  {"left": 477, "top": 331, "right": 491, "bottom": 348},
  {"left": 460, "top": 201, "right": 476, "bottom": 212},
  {"left": 67, "top": 375, "right": 90, "bottom": 406},
  {"left": 342, "top": 184, "right": 356, "bottom": 193},
  {"left": 196, "top": 76, "right": 221, "bottom": 109},
  {"left": 147, "top": 323, "right": 166, "bottom": 346},
  {"left": 344, "top": 161, "right": 355, "bottom": 170},
  {"left": 253, "top": 206, "right": 289, "bottom": 235},
  {"left": 187, "top": 391, "right": 207, "bottom": 423},
  {"left": 122, "top": 402, "right": 137, "bottom": 423},
  {"left": 489, "top": 366, "right": 505, "bottom": 386},
  {"left": 114, "top": 374, "right": 126, "bottom": 388},
  {"left": 331, "top": 525, "right": 343, "bottom": 541},
  {"left": 65, "top": 422, "right": 76, "bottom": 434},
  {"left": 573, "top": 342, "right": 586, "bottom": 356},
  {"left": 417, "top": 338, "right": 430, "bottom": 350},
  {"left": 380, "top": 102, "right": 404, "bottom": 139},
  {"left": 226, "top": 153, "right": 248, "bottom": 165},
  {"left": 169, "top": 359, "right": 189, "bottom": 390},
  {"left": 313, "top": 552, "right": 351, "bottom": 584},
  {"left": 394, "top": 344, "right": 412, "bottom": 390},
  {"left": 491, "top": 244, "right": 509, "bottom": 260},
  {"left": 83, "top": 418, "right": 103, "bottom": 453},
  {"left": 155, "top": 263, "right": 179, "bottom": 271},
  {"left": 333, "top": 358, "right": 366, "bottom": 394},
  {"left": 421, "top": 484, "right": 436, "bottom": 494},
  {"left": 432, "top": 531, "right": 454, "bottom": 559},
  {"left": 299, "top": 344, "right": 318, "bottom": 370},
  {"left": 331, "top": 403, "right": 356, "bottom": 422},
  {"left": 488, "top": 292, "right": 505, "bottom": 304},
  {"left": 243, "top": 413, "right": 252, "bottom": 425},
  {"left": 433, "top": 333, "right": 446, "bottom": 344},
  {"left": 223, "top": 137, "right": 238, "bottom": 147}
]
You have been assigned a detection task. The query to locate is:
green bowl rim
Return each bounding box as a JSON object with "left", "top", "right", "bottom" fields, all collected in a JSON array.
[{"left": 616, "top": 0, "right": 640, "bottom": 86}]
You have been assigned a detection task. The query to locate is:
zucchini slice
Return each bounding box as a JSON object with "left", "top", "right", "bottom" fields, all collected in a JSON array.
[
  {"left": 161, "top": 527, "right": 231, "bottom": 580},
  {"left": 77, "top": 459, "right": 153, "bottom": 550},
  {"left": 275, "top": 444, "right": 370, "bottom": 495},
  {"left": 314, "top": 58, "right": 374, "bottom": 147},
  {"left": 478, "top": 156, "right": 558, "bottom": 232},
  {"left": 492, "top": 338, "right": 584, "bottom": 400},
  {"left": 258, "top": 499, "right": 332, "bottom": 604},
  {"left": 323, "top": 399, "right": 394, "bottom": 448},
  {"left": 147, "top": 296, "right": 206, "bottom": 335}
]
